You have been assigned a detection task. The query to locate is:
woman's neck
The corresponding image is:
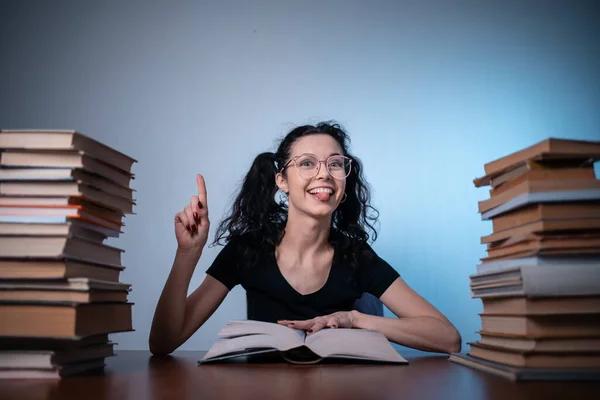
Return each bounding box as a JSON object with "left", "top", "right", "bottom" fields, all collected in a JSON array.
[{"left": 279, "top": 208, "right": 332, "bottom": 260}]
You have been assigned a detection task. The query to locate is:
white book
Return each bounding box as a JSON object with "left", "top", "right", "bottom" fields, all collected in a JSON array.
[
  {"left": 470, "top": 265, "right": 600, "bottom": 298},
  {"left": 200, "top": 320, "right": 407, "bottom": 365},
  {"left": 475, "top": 256, "right": 600, "bottom": 274}
]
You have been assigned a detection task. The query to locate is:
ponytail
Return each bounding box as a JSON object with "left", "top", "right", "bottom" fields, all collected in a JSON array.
[{"left": 213, "top": 152, "right": 286, "bottom": 251}]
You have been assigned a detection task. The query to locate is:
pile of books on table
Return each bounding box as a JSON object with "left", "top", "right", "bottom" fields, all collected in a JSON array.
[
  {"left": 450, "top": 138, "right": 600, "bottom": 381},
  {"left": 0, "top": 130, "right": 136, "bottom": 378}
]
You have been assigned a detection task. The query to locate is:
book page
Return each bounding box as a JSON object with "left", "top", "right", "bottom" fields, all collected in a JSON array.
[
  {"left": 202, "top": 320, "right": 306, "bottom": 361},
  {"left": 217, "top": 320, "right": 305, "bottom": 343},
  {"left": 202, "top": 333, "right": 300, "bottom": 361},
  {"left": 305, "top": 328, "right": 407, "bottom": 363}
]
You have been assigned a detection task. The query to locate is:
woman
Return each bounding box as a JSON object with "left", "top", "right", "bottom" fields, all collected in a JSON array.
[{"left": 149, "top": 122, "right": 461, "bottom": 355}]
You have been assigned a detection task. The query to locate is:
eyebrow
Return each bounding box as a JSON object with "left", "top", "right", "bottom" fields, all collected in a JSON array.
[
  {"left": 292, "top": 152, "right": 344, "bottom": 159},
  {"left": 302, "top": 152, "right": 342, "bottom": 157}
]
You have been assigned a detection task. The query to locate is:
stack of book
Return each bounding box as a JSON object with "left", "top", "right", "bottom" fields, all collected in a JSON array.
[
  {"left": 0, "top": 130, "right": 136, "bottom": 378},
  {"left": 450, "top": 138, "right": 600, "bottom": 381}
]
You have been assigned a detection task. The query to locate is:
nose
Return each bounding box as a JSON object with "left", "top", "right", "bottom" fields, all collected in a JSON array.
[{"left": 315, "top": 161, "right": 331, "bottom": 180}]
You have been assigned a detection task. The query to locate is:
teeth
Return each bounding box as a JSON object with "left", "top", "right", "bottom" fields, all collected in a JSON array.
[{"left": 308, "top": 188, "right": 333, "bottom": 194}]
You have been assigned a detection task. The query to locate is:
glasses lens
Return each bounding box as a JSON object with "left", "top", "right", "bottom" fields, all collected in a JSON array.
[
  {"left": 295, "top": 154, "right": 320, "bottom": 179},
  {"left": 327, "top": 156, "right": 351, "bottom": 179}
]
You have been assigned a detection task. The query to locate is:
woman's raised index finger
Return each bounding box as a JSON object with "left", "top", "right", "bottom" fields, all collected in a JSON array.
[{"left": 196, "top": 174, "right": 208, "bottom": 208}]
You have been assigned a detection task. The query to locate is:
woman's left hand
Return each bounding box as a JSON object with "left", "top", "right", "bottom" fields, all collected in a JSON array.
[{"left": 277, "top": 311, "right": 357, "bottom": 334}]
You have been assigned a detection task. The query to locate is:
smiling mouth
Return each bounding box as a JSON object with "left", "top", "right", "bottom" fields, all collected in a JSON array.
[{"left": 308, "top": 187, "right": 333, "bottom": 202}]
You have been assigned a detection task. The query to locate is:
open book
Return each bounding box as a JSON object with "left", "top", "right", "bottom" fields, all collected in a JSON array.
[{"left": 200, "top": 320, "right": 408, "bottom": 364}]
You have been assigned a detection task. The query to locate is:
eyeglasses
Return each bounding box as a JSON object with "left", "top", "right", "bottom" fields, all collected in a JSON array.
[{"left": 280, "top": 153, "right": 352, "bottom": 180}]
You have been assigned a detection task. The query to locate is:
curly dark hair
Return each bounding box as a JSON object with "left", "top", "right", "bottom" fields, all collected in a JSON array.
[{"left": 212, "top": 121, "right": 379, "bottom": 270}]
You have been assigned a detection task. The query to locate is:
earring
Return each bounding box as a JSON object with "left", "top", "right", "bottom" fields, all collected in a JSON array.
[
  {"left": 276, "top": 189, "right": 289, "bottom": 204},
  {"left": 340, "top": 193, "right": 347, "bottom": 203}
]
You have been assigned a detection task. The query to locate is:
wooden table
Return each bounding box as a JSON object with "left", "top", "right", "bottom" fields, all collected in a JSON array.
[{"left": 0, "top": 350, "right": 598, "bottom": 400}]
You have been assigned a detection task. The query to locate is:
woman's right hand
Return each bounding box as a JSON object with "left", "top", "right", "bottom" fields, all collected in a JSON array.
[{"left": 174, "top": 174, "right": 210, "bottom": 251}]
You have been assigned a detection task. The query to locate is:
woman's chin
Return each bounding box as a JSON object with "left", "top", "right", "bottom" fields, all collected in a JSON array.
[
  {"left": 290, "top": 202, "right": 337, "bottom": 219},
  {"left": 307, "top": 206, "right": 336, "bottom": 219}
]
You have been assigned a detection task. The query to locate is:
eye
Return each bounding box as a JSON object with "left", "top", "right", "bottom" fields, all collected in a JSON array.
[
  {"left": 299, "top": 159, "right": 315, "bottom": 167},
  {"left": 328, "top": 158, "right": 344, "bottom": 168}
]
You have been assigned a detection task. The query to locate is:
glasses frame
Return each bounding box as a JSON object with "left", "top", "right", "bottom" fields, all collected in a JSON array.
[{"left": 280, "top": 153, "right": 353, "bottom": 180}]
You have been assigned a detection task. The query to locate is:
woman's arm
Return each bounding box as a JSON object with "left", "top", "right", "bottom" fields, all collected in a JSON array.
[
  {"left": 149, "top": 173, "right": 229, "bottom": 355},
  {"left": 149, "top": 247, "right": 228, "bottom": 355},
  {"left": 278, "top": 277, "right": 462, "bottom": 354},
  {"left": 352, "top": 277, "right": 462, "bottom": 354}
]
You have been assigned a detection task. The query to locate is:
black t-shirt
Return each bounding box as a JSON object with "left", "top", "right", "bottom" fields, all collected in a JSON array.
[{"left": 206, "top": 236, "right": 400, "bottom": 323}]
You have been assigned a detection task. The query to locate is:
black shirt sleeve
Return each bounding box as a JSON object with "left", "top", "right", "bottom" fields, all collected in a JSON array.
[
  {"left": 205, "top": 239, "right": 242, "bottom": 291},
  {"left": 357, "top": 245, "right": 400, "bottom": 298}
]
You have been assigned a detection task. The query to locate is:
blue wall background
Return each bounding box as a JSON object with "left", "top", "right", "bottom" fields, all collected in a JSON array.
[{"left": 1, "top": 0, "right": 599, "bottom": 352}]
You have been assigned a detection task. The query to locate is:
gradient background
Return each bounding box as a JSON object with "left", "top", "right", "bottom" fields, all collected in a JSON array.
[{"left": 1, "top": 0, "right": 599, "bottom": 352}]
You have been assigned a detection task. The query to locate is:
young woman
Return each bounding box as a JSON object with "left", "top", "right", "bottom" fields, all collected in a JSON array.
[{"left": 149, "top": 122, "right": 461, "bottom": 356}]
